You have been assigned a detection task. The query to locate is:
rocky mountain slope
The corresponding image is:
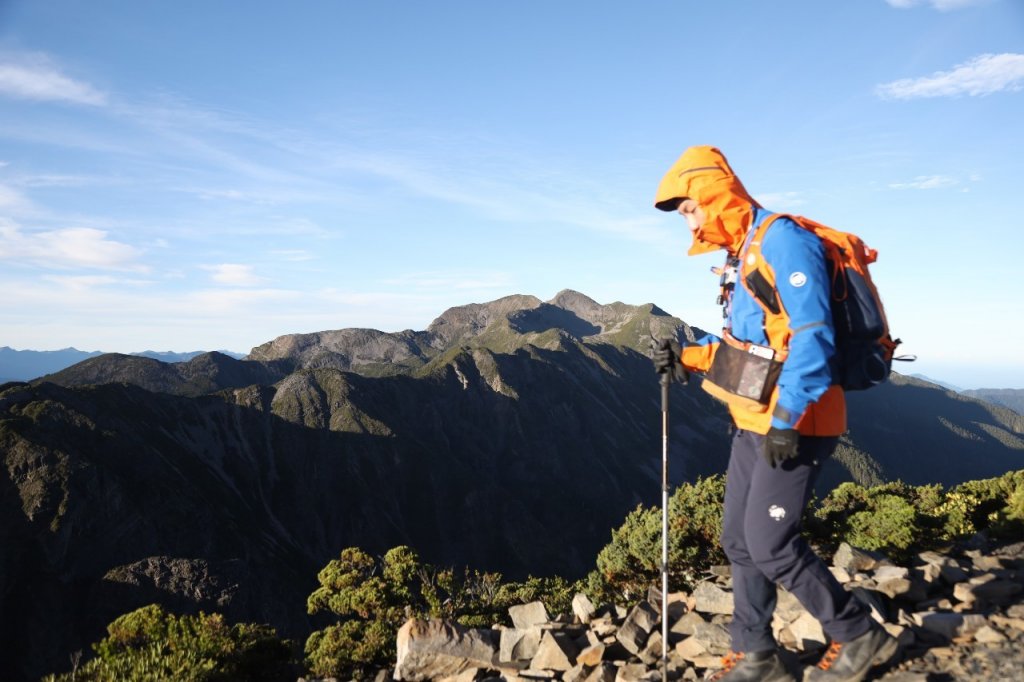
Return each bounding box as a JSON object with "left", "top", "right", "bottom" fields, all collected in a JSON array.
[
  {"left": 390, "top": 540, "right": 1024, "bottom": 682},
  {"left": 3, "top": 290, "right": 1023, "bottom": 681}
]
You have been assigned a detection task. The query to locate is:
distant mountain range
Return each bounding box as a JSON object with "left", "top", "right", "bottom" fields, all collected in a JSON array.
[
  {"left": 962, "top": 388, "right": 1024, "bottom": 415},
  {"left": 2, "top": 290, "right": 1022, "bottom": 681},
  {"left": 0, "top": 347, "right": 246, "bottom": 383},
  {"left": 907, "top": 374, "right": 1023, "bottom": 416},
  {"left": 908, "top": 373, "right": 964, "bottom": 392}
]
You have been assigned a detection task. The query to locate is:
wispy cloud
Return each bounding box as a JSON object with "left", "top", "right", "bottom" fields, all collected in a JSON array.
[
  {"left": 0, "top": 220, "right": 144, "bottom": 270},
  {"left": 884, "top": 0, "right": 991, "bottom": 10},
  {"left": 269, "top": 249, "right": 316, "bottom": 262},
  {"left": 755, "top": 192, "right": 807, "bottom": 210},
  {"left": 888, "top": 175, "right": 959, "bottom": 190},
  {"left": 379, "top": 271, "right": 514, "bottom": 291},
  {"left": 877, "top": 53, "right": 1024, "bottom": 99},
  {"left": 42, "top": 274, "right": 120, "bottom": 291},
  {"left": 202, "top": 263, "right": 265, "bottom": 287},
  {"left": 0, "top": 183, "right": 30, "bottom": 211},
  {"left": 343, "top": 151, "right": 673, "bottom": 244},
  {"left": 0, "top": 55, "right": 106, "bottom": 106}
]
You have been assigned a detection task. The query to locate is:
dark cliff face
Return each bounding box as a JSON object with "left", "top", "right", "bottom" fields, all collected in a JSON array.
[{"left": 2, "top": 290, "right": 1022, "bottom": 681}]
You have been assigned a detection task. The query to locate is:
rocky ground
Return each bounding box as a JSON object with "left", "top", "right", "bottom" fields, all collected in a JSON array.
[{"left": 335, "top": 538, "right": 1024, "bottom": 682}]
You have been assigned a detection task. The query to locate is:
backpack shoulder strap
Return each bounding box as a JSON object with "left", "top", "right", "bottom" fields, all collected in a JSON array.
[{"left": 740, "top": 213, "right": 785, "bottom": 316}]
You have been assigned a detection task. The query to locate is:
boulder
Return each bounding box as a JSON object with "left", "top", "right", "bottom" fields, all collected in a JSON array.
[
  {"left": 577, "top": 642, "right": 606, "bottom": 666},
  {"left": 573, "top": 593, "right": 597, "bottom": 624},
  {"left": 691, "top": 621, "right": 731, "bottom": 656},
  {"left": 638, "top": 631, "right": 664, "bottom": 666},
  {"left": 832, "top": 543, "right": 885, "bottom": 573},
  {"left": 530, "top": 631, "right": 578, "bottom": 671},
  {"left": 674, "top": 635, "right": 708, "bottom": 662},
  {"left": 582, "top": 662, "right": 618, "bottom": 682},
  {"left": 912, "top": 612, "right": 987, "bottom": 640},
  {"left": 692, "top": 581, "right": 733, "bottom": 615},
  {"left": 786, "top": 611, "right": 827, "bottom": 652},
  {"left": 499, "top": 627, "right": 543, "bottom": 662},
  {"left": 510, "top": 601, "right": 550, "bottom": 629},
  {"left": 615, "top": 602, "right": 659, "bottom": 655},
  {"left": 670, "top": 611, "right": 707, "bottom": 639},
  {"left": 395, "top": 618, "right": 498, "bottom": 681}
]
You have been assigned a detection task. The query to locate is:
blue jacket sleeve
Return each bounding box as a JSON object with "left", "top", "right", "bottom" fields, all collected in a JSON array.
[{"left": 761, "top": 219, "right": 836, "bottom": 429}]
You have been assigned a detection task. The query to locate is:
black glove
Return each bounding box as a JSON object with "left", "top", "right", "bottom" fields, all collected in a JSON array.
[
  {"left": 764, "top": 427, "right": 800, "bottom": 468},
  {"left": 652, "top": 338, "right": 688, "bottom": 383}
]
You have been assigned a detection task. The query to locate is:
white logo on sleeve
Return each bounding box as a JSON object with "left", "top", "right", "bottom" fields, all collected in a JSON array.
[
  {"left": 769, "top": 505, "right": 787, "bottom": 521},
  {"left": 788, "top": 272, "right": 807, "bottom": 287}
]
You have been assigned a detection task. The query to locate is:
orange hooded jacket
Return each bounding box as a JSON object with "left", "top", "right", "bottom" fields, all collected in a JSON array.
[{"left": 654, "top": 146, "right": 845, "bottom": 436}]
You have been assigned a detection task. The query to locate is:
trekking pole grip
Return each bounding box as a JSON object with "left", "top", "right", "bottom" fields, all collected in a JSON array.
[{"left": 660, "top": 370, "right": 670, "bottom": 412}]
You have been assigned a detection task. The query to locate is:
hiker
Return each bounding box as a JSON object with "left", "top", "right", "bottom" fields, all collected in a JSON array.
[{"left": 651, "top": 146, "right": 898, "bottom": 682}]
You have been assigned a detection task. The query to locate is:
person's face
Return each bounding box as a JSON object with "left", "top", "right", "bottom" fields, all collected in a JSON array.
[{"left": 677, "top": 198, "right": 705, "bottom": 233}]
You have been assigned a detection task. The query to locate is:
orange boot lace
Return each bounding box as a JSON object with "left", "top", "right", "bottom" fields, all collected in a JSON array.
[
  {"left": 710, "top": 651, "right": 745, "bottom": 680},
  {"left": 817, "top": 641, "right": 843, "bottom": 670}
]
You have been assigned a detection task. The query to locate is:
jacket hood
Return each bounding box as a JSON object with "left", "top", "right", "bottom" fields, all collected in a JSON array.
[{"left": 654, "top": 145, "right": 761, "bottom": 256}]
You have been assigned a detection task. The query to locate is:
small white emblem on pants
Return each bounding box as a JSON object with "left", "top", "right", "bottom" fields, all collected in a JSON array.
[{"left": 769, "top": 505, "right": 786, "bottom": 521}]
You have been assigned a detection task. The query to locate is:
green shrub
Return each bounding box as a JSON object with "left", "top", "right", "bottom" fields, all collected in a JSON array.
[
  {"left": 305, "top": 546, "right": 415, "bottom": 677},
  {"left": 305, "top": 545, "right": 578, "bottom": 678},
  {"left": 588, "top": 475, "right": 726, "bottom": 603},
  {"left": 42, "top": 604, "right": 293, "bottom": 682},
  {"left": 809, "top": 481, "right": 946, "bottom": 559},
  {"left": 591, "top": 470, "right": 1024, "bottom": 604},
  {"left": 845, "top": 493, "right": 919, "bottom": 556},
  {"left": 947, "top": 470, "right": 1024, "bottom": 539}
]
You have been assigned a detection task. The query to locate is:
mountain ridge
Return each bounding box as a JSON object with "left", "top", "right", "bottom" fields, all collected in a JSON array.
[
  {"left": 2, "top": 289, "right": 1023, "bottom": 681},
  {"left": 0, "top": 346, "right": 245, "bottom": 383}
]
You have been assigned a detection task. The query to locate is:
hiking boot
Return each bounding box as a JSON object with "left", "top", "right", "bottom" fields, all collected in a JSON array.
[
  {"left": 803, "top": 625, "right": 899, "bottom": 681},
  {"left": 707, "top": 649, "right": 796, "bottom": 681}
]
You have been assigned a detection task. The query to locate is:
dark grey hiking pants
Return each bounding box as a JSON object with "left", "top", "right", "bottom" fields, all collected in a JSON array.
[{"left": 721, "top": 429, "right": 871, "bottom": 653}]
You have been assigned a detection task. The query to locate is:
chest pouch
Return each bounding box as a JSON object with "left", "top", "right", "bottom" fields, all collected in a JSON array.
[{"left": 702, "top": 332, "right": 784, "bottom": 413}]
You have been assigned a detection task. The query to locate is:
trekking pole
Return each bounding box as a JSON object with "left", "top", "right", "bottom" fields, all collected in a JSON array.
[{"left": 660, "top": 369, "right": 670, "bottom": 682}]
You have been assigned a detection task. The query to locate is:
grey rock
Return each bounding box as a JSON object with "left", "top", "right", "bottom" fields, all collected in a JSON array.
[
  {"left": 670, "top": 611, "right": 707, "bottom": 639},
  {"left": 876, "top": 577, "right": 916, "bottom": 600},
  {"left": 691, "top": 621, "right": 731, "bottom": 656},
  {"left": 774, "top": 586, "right": 806, "bottom": 623},
  {"left": 576, "top": 642, "right": 606, "bottom": 666},
  {"left": 874, "top": 565, "right": 910, "bottom": 582},
  {"left": 582, "top": 662, "right": 618, "bottom": 682},
  {"left": 785, "top": 611, "right": 827, "bottom": 651},
  {"left": 960, "top": 577, "right": 1022, "bottom": 605},
  {"left": 674, "top": 635, "right": 708, "bottom": 662},
  {"left": 974, "top": 625, "right": 1008, "bottom": 644},
  {"left": 692, "top": 582, "right": 734, "bottom": 615},
  {"left": 438, "top": 669, "right": 484, "bottom": 682},
  {"left": 833, "top": 543, "right": 885, "bottom": 573},
  {"left": 912, "top": 612, "right": 987, "bottom": 640},
  {"left": 500, "top": 627, "right": 543, "bottom": 662},
  {"left": 639, "top": 630, "right": 665, "bottom": 665},
  {"left": 970, "top": 555, "right": 1005, "bottom": 572},
  {"left": 530, "top": 631, "right": 578, "bottom": 671},
  {"left": 614, "top": 662, "right": 660, "bottom": 682},
  {"left": 615, "top": 602, "right": 660, "bottom": 654},
  {"left": 510, "top": 601, "right": 550, "bottom": 629},
  {"left": 395, "top": 618, "right": 498, "bottom": 681},
  {"left": 573, "top": 593, "right": 598, "bottom": 624},
  {"left": 939, "top": 561, "right": 970, "bottom": 585},
  {"left": 563, "top": 663, "right": 590, "bottom": 682}
]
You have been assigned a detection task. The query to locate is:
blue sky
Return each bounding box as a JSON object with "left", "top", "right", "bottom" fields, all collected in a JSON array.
[{"left": 0, "top": 0, "right": 1022, "bottom": 388}]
